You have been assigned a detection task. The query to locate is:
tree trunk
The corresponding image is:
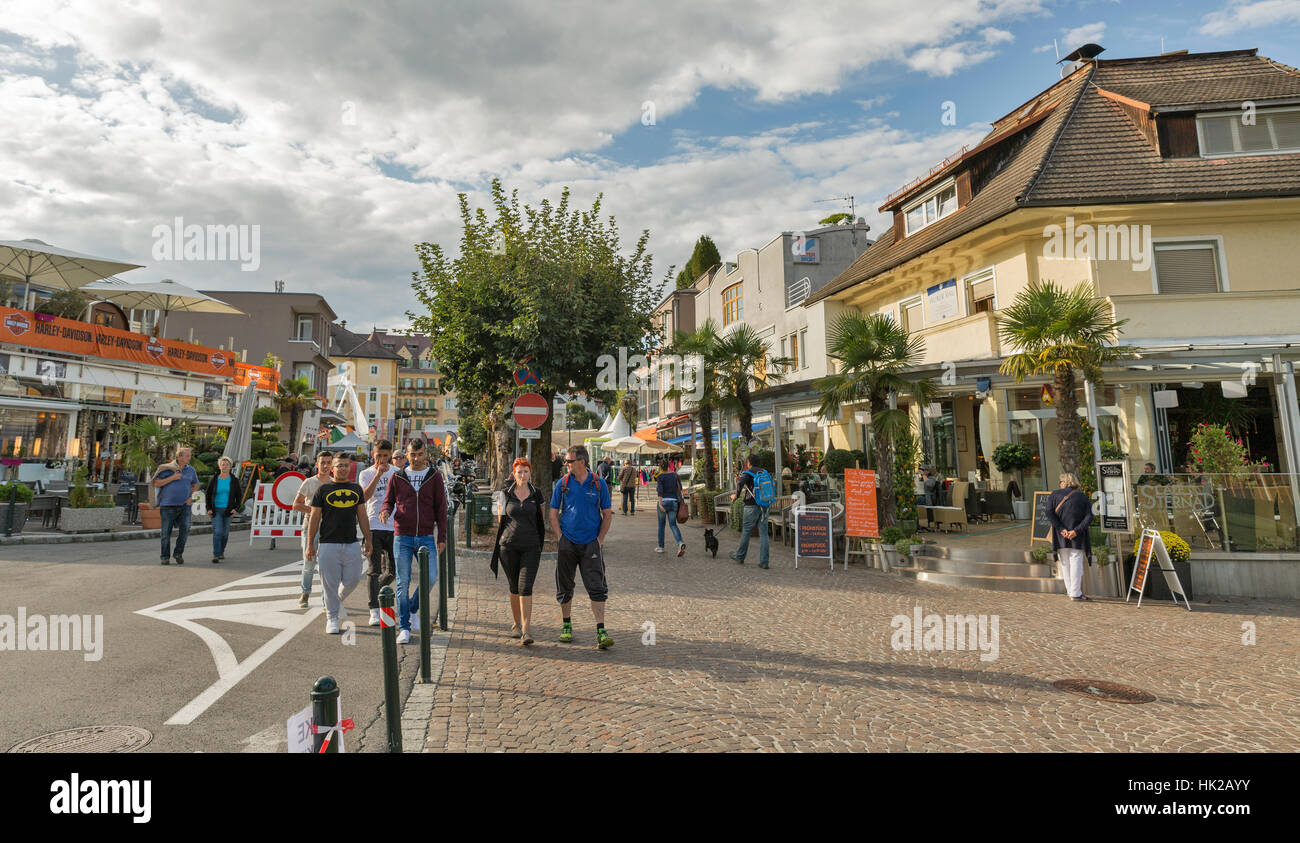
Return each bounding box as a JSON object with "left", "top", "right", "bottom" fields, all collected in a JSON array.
[
  {"left": 739, "top": 384, "right": 753, "bottom": 441},
  {"left": 537, "top": 388, "right": 556, "bottom": 493},
  {"left": 1054, "top": 366, "right": 1080, "bottom": 478},
  {"left": 699, "top": 404, "right": 717, "bottom": 490},
  {"left": 488, "top": 404, "right": 513, "bottom": 489},
  {"left": 288, "top": 409, "right": 301, "bottom": 457},
  {"left": 872, "top": 397, "right": 898, "bottom": 527}
]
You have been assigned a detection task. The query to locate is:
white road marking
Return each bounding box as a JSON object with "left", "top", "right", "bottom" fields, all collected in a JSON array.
[{"left": 136, "top": 561, "right": 320, "bottom": 725}]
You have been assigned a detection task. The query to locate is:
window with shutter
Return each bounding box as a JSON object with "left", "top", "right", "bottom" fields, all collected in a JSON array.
[
  {"left": 1197, "top": 107, "right": 1300, "bottom": 157},
  {"left": 901, "top": 298, "right": 924, "bottom": 333},
  {"left": 964, "top": 267, "right": 996, "bottom": 314},
  {"left": 1153, "top": 242, "right": 1222, "bottom": 294}
]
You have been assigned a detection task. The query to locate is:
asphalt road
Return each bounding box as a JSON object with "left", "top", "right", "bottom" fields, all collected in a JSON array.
[{"left": 0, "top": 531, "right": 426, "bottom": 753}]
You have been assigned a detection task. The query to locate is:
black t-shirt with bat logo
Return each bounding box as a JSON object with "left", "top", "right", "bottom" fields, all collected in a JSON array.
[{"left": 311, "top": 482, "right": 365, "bottom": 544}]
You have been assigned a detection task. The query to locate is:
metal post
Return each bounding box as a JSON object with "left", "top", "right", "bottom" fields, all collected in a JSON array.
[
  {"left": 310, "top": 675, "right": 339, "bottom": 754},
  {"left": 438, "top": 538, "right": 449, "bottom": 632},
  {"left": 1273, "top": 355, "right": 1300, "bottom": 529},
  {"left": 464, "top": 489, "right": 473, "bottom": 549},
  {"left": 377, "top": 586, "right": 402, "bottom": 753},
  {"left": 446, "top": 502, "right": 457, "bottom": 596},
  {"left": 4, "top": 484, "right": 16, "bottom": 538},
  {"left": 417, "top": 547, "right": 431, "bottom": 684}
]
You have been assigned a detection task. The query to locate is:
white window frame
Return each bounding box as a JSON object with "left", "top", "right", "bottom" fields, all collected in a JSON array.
[
  {"left": 963, "top": 266, "right": 998, "bottom": 315},
  {"left": 799, "top": 328, "right": 809, "bottom": 369},
  {"left": 1196, "top": 106, "right": 1300, "bottom": 158},
  {"left": 1150, "top": 235, "right": 1230, "bottom": 294},
  {"left": 899, "top": 296, "right": 925, "bottom": 333},
  {"left": 296, "top": 315, "right": 313, "bottom": 341},
  {"left": 370, "top": 365, "right": 379, "bottom": 376},
  {"left": 902, "top": 178, "right": 958, "bottom": 236}
]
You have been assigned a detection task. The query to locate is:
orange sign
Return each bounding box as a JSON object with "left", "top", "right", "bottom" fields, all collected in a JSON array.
[
  {"left": 0, "top": 306, "right": 237, "bottom": 377},
  {"left": 844, "top": 468, "right": 879, "bottom": 537},
  {"left": 1132, "top": 532, "right": 1154, "bottom": 593},
  {"left": 234, "top": 362, "right": 281, "bottom": 392}
]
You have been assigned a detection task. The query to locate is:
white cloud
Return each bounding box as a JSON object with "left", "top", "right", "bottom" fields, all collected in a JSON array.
[
  {"left": 1200, "top": 0, "right": 1300, "bottom": 35},
  {"left": 1061, "top": 22, "right": 1107, "bottom": 47},
  {"left": 0, "top": 0, "right": 1044, "bottom": 329}
]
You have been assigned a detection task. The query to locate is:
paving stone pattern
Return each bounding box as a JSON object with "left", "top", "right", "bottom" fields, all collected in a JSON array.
[{"left": 421, "top": 509, "right": 1300, "bottom": 752}]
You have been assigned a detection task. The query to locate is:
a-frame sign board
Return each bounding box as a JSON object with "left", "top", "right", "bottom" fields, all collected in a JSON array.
[{"left": 1126, "top": 529, "right": 1192, "bottom": 610}]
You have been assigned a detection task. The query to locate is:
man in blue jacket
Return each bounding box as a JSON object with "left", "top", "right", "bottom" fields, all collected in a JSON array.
[
  {"left": 549, "top": 445, "right": 614, "bottom": 649},
  {"left": 1047, "top": 472, "right": 1093, "bottom": 601}
]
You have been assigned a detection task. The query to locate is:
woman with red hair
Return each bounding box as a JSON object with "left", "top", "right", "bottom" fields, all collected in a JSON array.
[{"left": 489, "top": 457, "right": 547, "bottom": 644}]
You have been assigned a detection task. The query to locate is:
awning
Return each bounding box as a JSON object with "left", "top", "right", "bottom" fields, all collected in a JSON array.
[
  {"left": 656, "top": 414, "right": 690, "bottom": 429},
  {"left": 667, "top": 420, "right": 771, "bottom": 445},
  {"left": 634, "top": 426, "right": 658, "bottom": 441}
]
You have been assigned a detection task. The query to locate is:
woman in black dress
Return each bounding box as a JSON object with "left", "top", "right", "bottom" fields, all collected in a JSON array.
[{"left": 490, "top": 457, "right": 547, "bottom": 644}]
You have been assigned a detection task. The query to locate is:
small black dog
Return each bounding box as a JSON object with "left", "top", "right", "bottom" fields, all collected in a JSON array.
[{"left": 703, "top": 528, "right": 719, "bottom": 558}]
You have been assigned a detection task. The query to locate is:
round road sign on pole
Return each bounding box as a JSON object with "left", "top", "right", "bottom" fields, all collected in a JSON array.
[
  {"left": 271, "top": 471, "right": 306, "bottom": 510},
  {"left": 512, "top": 393, "right": 549, "bottom": 429}
]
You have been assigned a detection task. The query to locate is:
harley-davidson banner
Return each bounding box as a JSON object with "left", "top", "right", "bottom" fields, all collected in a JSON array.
[{"left": 0, "top": 306, "right": 237, "bottom": 377}]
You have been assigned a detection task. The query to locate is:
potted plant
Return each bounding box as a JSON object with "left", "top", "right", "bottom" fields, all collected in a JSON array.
[
  {"left": 61, "top": 468, "right": 125, "bottom": 533},
  {"left": 902, "top": 535, "right": 924, "bottom": 564},
  {"left": 879, "top": 526, "right": 906, "bottom": 571},
  {"left": 991, "top": 443, "right": 1034, "bottom": 518},
  {"left": 0, "top": 480, "right": 34, "bottom": 534}
]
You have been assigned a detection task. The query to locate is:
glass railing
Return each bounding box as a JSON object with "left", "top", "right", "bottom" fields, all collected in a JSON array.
[{"left": 1133, "top": 473, "right": 1300, "bottom": 554}]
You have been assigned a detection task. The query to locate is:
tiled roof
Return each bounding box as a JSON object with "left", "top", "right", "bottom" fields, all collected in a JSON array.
[
  {"left": 810, "top": 49, "right": 1300, "bottom": 305},
  {"left": 329, "top": 322, "right": 402, "bottom": 360}
]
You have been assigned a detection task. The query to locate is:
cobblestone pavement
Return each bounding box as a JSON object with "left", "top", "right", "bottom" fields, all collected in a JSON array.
[{"left": 423, "top": 509, "right": 1300, "bottom": 752}]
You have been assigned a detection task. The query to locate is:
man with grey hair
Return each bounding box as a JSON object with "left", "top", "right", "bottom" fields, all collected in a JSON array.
[
  {"left": 153, "top": 446, "right": 200, "bottom": 565},
  {"left": 549, "top": 444, "right": 614, "bottom": 648}
]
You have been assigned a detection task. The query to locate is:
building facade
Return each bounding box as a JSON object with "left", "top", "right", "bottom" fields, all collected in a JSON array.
[
  {"left": 327, "top": 322, "right": 401, "bottom": 439},
  {"left": 368, "top": 329, "right": 460, "bottom": 449}
]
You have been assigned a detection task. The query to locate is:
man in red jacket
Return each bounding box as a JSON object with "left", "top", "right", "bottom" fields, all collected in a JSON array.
[{"left": 380, "top": 438, "right": 448, "bottom": 644}]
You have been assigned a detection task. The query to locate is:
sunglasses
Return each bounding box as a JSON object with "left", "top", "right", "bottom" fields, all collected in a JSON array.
[{"left": 563, "top": 458, "right": 582, "bottom": 464}]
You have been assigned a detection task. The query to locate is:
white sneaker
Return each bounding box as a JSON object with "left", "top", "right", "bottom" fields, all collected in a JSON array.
[
  {"left": 655, "top": 546, "right": 664, "bottom": 553},
  {"left": 368, "top": 609, "right": 381, "bottom": 627},
  {"left": 411, "top": 615, "right": 420, "bottom": 633},
  {"left": 325, "top": 618, "right": 340, "bottom": 634},
  {"left": 396, "top": 629, "right": 411, "bottom": 644}
]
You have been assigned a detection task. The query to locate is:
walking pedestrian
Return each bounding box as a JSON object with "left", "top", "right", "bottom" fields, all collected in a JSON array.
[
  {"left": 1048, "top": 472, "right": 1093, "bottom": 601},
  {"left": 730, "top": 454, "right": 774, "bottom": 568},
  {"left": 359, "top": 440, "right": 398, "bottom": 627},
  {"left": 597, "top": 456, "right": 613, "bottom": 485},
  {"left": 205, "top": 456, "right": 243, "bottom": 564},
  {"left": 489, "top": 457, "right": 546, "bottom": 645},
  {"left": 305, "top": 457, "right": 372, "bottom": 635},
  {"left": 154, "top": 446, "right": 200, "bottom": 565},
  {"left": 293, "top": 451, "right": 334, "bottom": 608},
  {"left": 617, "top": 459, "right": 638, "bottom": 515},
  {"left": 380, "top": 438, "right": 448, "bottom": 645},
  {"left": 655, "top": 457, "right": 686, "bottom": 557},
  {"left": 549, "top": 445, "right": 614, "bottom": 649}
]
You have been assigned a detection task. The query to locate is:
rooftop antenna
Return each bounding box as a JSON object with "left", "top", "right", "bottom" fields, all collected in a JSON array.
[
  {"left": 1161, "top": 36, "right": 1165, "bottom": 54},
  {"left": 273, "top": 279, "right": 285, "bottom": 293},
  {"left": 814, "top": 195, "right": 869, "bottom": 248},
  {"left": 1053, "top": 39, "right": 1059, "bottom": 61}
]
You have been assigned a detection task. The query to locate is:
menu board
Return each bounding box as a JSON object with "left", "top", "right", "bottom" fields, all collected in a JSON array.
[
  {"left": 795, "top": 507, "right": 832, "bottom": 559},
  {"left": 844, "top": 469, "right": 878, "bottom": 538},
  {"left": 1098, "top": 460, "right": 1132, "bottom": 533},
  {"left": 1031, "top": 490, "right": 1054, "bottom": 544},
  {"left": 238, "top": 462, "right": 258, "bottom": 508}
]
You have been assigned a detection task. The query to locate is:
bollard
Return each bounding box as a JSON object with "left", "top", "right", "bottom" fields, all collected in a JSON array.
[
  {"left": 446, "top": 514, "right": 456, "bottom": 600},
  {"left": 378, "top": 586, "right": 403, "bottom": 753},
  {"left": 310, "top": 675, "right": 340, "bottom": 754},
  {"left": 417, "top": 547, "right": 431, "bottom": 684},
  {"left": 438, "top": 538, "right": 449, "bottom": 632},
  {"left": 4, "top": 484, "right": 16, "bottom": 538},
  {"left": 464, "top": 493, "right": 473, "bottom": 549}
]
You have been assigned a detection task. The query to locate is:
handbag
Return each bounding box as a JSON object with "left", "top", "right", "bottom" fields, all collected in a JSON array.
[
  {"left": 1049, "top": 490, "right": 1080, "bottom": 544},
  {"left": 676, "top": 497, "right": 689, "bottom": 523}
]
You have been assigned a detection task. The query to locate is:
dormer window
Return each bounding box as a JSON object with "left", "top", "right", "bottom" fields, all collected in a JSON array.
[
  {"left": 1197, "top": 106, "right": 1300, "bottom": 157},
  {"left": 903, "top": 178, "right": 958, "bottom": 236}
]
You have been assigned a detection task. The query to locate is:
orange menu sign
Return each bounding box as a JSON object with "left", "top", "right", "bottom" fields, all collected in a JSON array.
[
  {"left": 0, "top": 306, "right": 237, "bottom": 377},
  {"left": 1132, "top": 532, "right": 1155, "bottom": 593},
  {"left": 844, "top": 468, "right": 879, "bottom": 538}
]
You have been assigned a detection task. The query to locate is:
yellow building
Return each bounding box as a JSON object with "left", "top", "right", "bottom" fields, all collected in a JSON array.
[
  {"left": 368, "top": 329, "right": 460, "bottom": 450},
  {"left": 808, "top": 47, "right": 1300, "bottom": 549},
  {"left": 328, "top": 322, "right": 401, "bottom": 440}
]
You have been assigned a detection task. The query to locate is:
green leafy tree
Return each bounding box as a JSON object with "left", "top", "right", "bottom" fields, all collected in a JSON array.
[
  {"left": 819, "top": 212, "right": 852, "bottom": 226},
  {"left": 675, "top": 235, "right": 721, "bottom": 290},
  {"left": 457, "top": 411, "right": 488, "bottom": 456},
  {"left": 565, "top": 400, "right": 596, "bottom": 430},
  {"left": 997, "top": 280, "right": 1128, "bottom": 477},
  {"left": 815, "top": 312, "right": 931, "bottom": 528},
  {"left": 35, "top": 289, "right": 90, "bottom": 320},
  {"left": 274, "top": 377, "right": 318, "bottom": 457},
  {"left": 411, "top": 179, "right": 661, "bottom": 490}
]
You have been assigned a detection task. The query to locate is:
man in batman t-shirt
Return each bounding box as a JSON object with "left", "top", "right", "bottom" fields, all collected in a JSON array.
[{"left": 306, "top": 458, "right": 372, "bottom": 635}]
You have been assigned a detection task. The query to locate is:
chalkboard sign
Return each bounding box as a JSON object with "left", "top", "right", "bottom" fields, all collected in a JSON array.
[
  {"left": 1126, "top": 529, "right": 1191, "bottom": 610},
  {"left": 1030, "top": 490, "right": 1054, "bottom": 544},
  {"left": 238, "top": 461, "right": 258, "bottom": 508},
  {"left": 794, "top": 506, "right": 834, "bottom": 570}
]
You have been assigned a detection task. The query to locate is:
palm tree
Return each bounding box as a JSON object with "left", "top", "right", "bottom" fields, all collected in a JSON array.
[
  {"left": 815, "top": 312, "right": 930, "bottom": 528},
  {"left": 714, "top": 323, "right": 792, "bottom": 441},
  {"left": 274, "top": 377, "right": 319, "bottom": 455},
  {"left": 997, "top": 280, "right": 1128, "bottom": 477},
  {"left": 664, "top": 319, "right": 724, "bottom": 489},
  {"left": 120, "top": 417, "right": 195, "bottom": 501}
]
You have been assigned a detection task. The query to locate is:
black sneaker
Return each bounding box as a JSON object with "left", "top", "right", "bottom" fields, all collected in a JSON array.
[
  {"left": 160, "top": 558, "right": 170, "bottom": 565},
  {"left": 175, "top": 555, "right": 185, "bottom": 565},
  {"left": 211, "top": 557, "right": 220, "bottom": 564}
]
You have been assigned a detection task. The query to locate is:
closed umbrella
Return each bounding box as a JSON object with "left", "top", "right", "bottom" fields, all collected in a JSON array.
[
  {"left": 221, "top": 379, "right": 258, "bottom": 466},
  {"left": 0, "top": 238, "right": 143, "bottom": 309},
  {"left": 80, "top": 278, "right": 243, "bottom": 335}
]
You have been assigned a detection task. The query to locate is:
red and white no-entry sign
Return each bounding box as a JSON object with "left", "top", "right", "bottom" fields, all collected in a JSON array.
[
  {"left": 271, "top": 471, "right": 306, "bottom": 510},
  {"left": 512, "top": 393, "right": 549, "bottom": 429}
]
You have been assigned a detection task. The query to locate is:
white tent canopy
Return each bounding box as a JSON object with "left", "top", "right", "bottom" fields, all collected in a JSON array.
[{"left": 319, "top": 431, "right": 368, "bottom": 451}]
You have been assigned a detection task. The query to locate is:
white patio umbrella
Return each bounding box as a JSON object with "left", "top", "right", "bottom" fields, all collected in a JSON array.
[
  {"left": 605, "top": 435, "right": 683, "bottom": 454},
  {"left": 0, "top": 238, "right": 144, "bottom": 309},
  {"left": 80, "top": 278, "right": 243, "bottom": 335},
  {"left": 221, "top": 378, "right": 258, "bottom": 466}
]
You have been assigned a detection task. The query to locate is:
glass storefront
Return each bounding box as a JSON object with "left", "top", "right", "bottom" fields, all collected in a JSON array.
[{"left": 0, "top": 408, "right": 70, "bottom": 459}]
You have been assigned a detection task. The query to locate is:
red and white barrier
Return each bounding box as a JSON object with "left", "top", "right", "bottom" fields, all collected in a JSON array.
[{"left": 250, "top": 477, "right": 305, "bottom": 544}]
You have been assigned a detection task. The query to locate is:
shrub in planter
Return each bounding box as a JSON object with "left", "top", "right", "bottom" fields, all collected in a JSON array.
[
  {"left": 0, "top": 481, "right": 33, "bottom": 534},
  {"left": 1030, "top": 545, "right": 1050, "bottom": 564},
  {"left": 879, "top": 526, "right": 906, "bottom": 570}
]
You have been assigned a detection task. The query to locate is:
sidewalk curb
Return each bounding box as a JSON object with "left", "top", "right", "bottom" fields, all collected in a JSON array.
[
  {"left": 399, "top": 593, "right": 459, "bottom": 753},
  {"left": 0, "top": 521, "right": 252, "bottom": 546}
]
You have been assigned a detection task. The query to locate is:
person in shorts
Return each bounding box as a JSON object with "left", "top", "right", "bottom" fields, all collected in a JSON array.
[{"left": 549, "top": 445, "right": 614, "bottom": 649}]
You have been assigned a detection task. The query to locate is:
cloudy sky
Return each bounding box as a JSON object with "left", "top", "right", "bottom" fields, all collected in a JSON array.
[{"left": 2, "top": 0, "right": 1298, "bottom": 333}]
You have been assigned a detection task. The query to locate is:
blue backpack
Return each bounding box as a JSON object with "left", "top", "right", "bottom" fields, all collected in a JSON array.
[{"left": 745, "top": 469, "right": 776, "bottom": 507}]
